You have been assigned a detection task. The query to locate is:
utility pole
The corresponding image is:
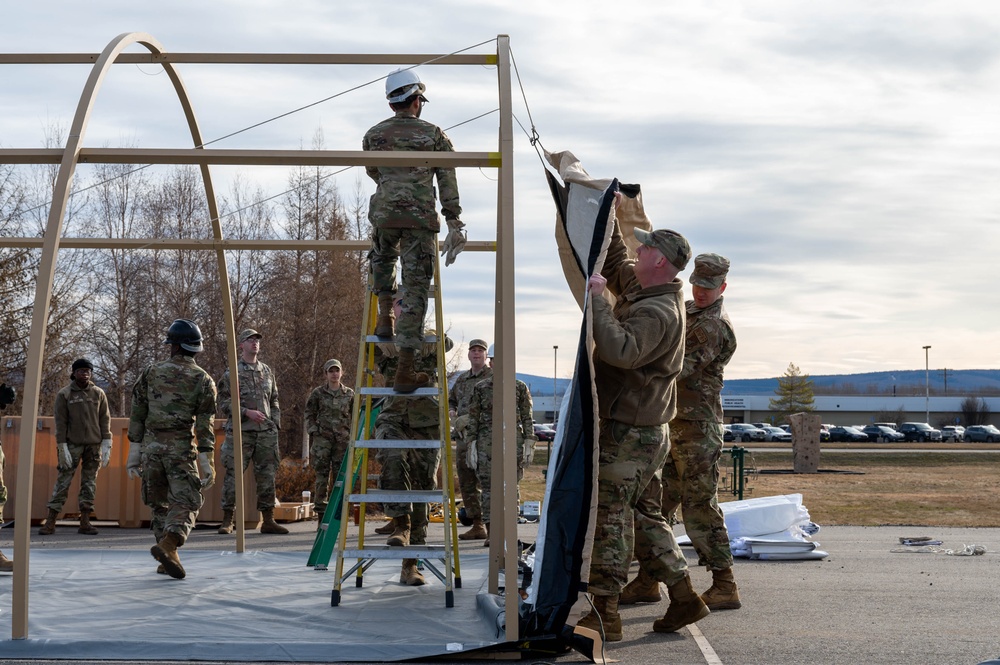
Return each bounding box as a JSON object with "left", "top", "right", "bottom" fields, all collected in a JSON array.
[
  {"left": 552, "top": 345, "right": 558, "bottom": 427},
  {"left": 923, "top": 345, "right": 931, "bottom": 423}
]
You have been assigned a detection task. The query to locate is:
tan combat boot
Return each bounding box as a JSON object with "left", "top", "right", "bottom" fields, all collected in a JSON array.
[
  {"left": 392, "top": 348, "right": 429, "bottom": 394},
  {"left": 150, "top": 532, "right": 186, "bottom": 579},
  {"left": 78, "top": 510, "right": 99, "bottom": 535},
  {"left": 374, "top": 519, "right": 395, "bottom": 535},
  {"left": 701, "top": 567, "right": 742, "bottom": 610},
  {"left": 217, "top": 509, "right": 235, "bottom": 534},
  {"left": 400, "top": 559, "right": 427, "bottom": 586},
  {"left": 459, "top": 518, "right": 488, "bottom": 540},
  {"left": 261, "top": 509, "right": 290, "bottom": 534},
  {"left": 653, "top": 575, "right": 711, "bottom": 633},
  {"left": 0, "top": 550, "right": 13, "bottom": 573},
  {"left": 620, "top": 568, "right": 662, "bottom": 605},
  {"left": 374, "top": 292, "right": 395, "bottom": 338},
  {"left": 576, "top": 594, "right": 623, "bottom": 642},
  {"left": 38, "top": 508, "right": 58, "bottom": 536},
  {"left": 386, "top": 514, "right": 411, "bottom": 547}
]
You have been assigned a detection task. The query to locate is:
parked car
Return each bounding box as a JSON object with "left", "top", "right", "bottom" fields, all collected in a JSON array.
[
  {"left": 964, "top": 424, "right": 1000, "bottom": 442},
  {"left": 760, "top": 425, "right": 792, "bottom": 442},
  {"left": 723, "top": 424, "right": 735, "bottom": 443},
  {"left": 532, "top": 424, "right": 556, "bottom": 442},
  {"left": 861, "top": 425, "right": 906, "bottom": 443},
  {"left": 729, "top": 423, "right": 766, "bottom": 442},
  {"left": 898, "top": 422, "right": 943, "bottom": 442},
  {"left": 819, "top": 426, "right": 831, "bottom": 442},
  {"left": 940, "top": 426, "right": 965, "bottom": 442},
  {"left": 828, "top": 426, "right": 869, "bottom": 442}
]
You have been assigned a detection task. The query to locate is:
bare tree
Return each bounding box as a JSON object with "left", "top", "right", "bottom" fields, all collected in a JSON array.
[{"left": 961, "top": 396, "right": 991, "bottom": 426}]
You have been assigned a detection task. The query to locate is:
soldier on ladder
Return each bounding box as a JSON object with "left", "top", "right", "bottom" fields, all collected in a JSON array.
[
  {"left": 372, "top": 296, "right": 453, "bottom": 585},
  {"left": 363, "top": 67, "right": 466, "bottom": 393}
]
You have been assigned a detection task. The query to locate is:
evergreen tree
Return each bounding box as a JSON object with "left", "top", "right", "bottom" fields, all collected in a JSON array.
[{"left": 769, "top": 362, "right": 815, "bottom": 420}]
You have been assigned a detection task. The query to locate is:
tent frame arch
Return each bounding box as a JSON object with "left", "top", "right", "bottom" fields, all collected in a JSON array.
[{"left": 0, "top": 32, "right": 521, "bottom": 641}]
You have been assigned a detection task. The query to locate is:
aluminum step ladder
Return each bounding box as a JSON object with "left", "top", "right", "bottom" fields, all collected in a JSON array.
[{"left": 330, "top": 249, "right": 461, "bottom": 607}]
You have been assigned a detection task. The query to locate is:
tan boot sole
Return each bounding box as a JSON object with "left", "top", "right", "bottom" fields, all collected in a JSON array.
[{"left": 150, "top": 545, "right": 186, "bottom": 579}]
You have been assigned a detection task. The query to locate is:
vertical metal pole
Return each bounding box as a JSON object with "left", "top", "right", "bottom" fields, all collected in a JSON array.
[
  {"left": 923, "top": 345, "right": 931, "bottom": 423},
  {"left": 552, "top": 345, "right": 558, "bottom": 426},
  {"left": 493, "top": 33, "right": 519, "bottom": 642}
]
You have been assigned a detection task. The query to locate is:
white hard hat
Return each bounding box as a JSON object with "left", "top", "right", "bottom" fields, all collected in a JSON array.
[
  {"left": 487, "top": 344, "right": 495, "bottom": 359},
  {"left": 385, "top": 68, "right": 427, "bottom": 104}
]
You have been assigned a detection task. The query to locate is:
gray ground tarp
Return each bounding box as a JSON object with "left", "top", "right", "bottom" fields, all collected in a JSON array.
[{"left": 0, "top": 549, "right": 502, "bottom": 661}]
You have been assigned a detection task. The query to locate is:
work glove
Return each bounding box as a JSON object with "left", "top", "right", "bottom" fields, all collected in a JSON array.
[
  {"left": 57, "top": 442, "right": 72, "bottom": 470},
  {"left": 466, "top": 439, "right": 478, "bottom": 471},
  {"left": 440, "top": 218, "right": 467, "bottom": 267},
  {"left": 126, "top": 442, "right": 143, "bottom": 480},
  {"left": 198, "top": 452, "right": 216, "bottom": 489},
  {"left": 522, "top": 437, "right": 537, "bottom": 466},
  {"left": 99, "top": 438, "right": 113, "bottom": 468}
]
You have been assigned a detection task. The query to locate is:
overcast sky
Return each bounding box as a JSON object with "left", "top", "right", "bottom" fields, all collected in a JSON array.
[{"left": 3, "top": 1, "right": 999, "bottom": 381}]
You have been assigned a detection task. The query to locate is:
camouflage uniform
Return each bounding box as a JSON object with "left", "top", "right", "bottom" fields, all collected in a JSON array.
[
  {"left": 47, "top": 380, "right": 112, "bottom": 513},
  {"left": 373, "top": 333, "right": 451, "bottom": 543},
  {"left": 657, "top": 260, "right": 737, "bottom": 571},
  {"left": 128, "top": 354, "right": 217, "bottom": 543},
  {"left": 465, "top": 376, "right": 532, "bottom": 523},
  {"left": 589, "top": 221, "right": 690, "bottom": 596},
  {"left": 448, "top": 363, "right": 492, "bottom": 521},
  {"left": 305, "top": 382, "right": 355, "bottom": 516},
  {"left": 363, "top": 111, "right": 461, "bottom": 351},
  {"left": 218, "top": 359, "right": 281, "bottom": 513}
]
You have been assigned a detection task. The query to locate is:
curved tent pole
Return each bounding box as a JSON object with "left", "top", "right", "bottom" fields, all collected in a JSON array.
[{"left": 10, "top": 31, "right": 244, "bottom": 639}]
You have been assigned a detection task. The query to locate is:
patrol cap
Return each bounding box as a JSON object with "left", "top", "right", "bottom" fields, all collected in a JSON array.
[
  {"left": 468, "top": 339, "right": 488, "bottom": 351},
  {"left": 690, "top": 253, "right": 730, "bottom": 289},
  {"left": 237, "top": 329, "right": 263, "bottom": 344},
  {"left": 323, "top": 359, "right": 342, "bottom": 372},
  {"left": 633, "top": 228, "right": 691, "bottom": 271},
  {"left": 72, "top": 358, "right": 94, "bottom": 373}
]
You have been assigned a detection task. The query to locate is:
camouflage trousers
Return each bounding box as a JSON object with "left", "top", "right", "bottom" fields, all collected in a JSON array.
[
  {"left": 658, "top": 419, "right": 733, "bottom": 570},
  {"left": 475, "top": 435, "right": 523, "bottom": 524},
  {"left": 141, "top": 441, "right": 204, "bottom": 545},
  {"left": 220, "top": 429, "right": 280, "bottom": 512},
  {"left": 590, "top": 419, "right": 688, "bottom": 596},
  {"left": 375, "top": 420, "right": 440, "bottom": 544},
  {"left": 454, "top": 435, "right": 482, "bottom": 521},
  {"left": 310, "top": 432, "right": 350, "bottom": 516},
  {"left": 370, "top": 227, "right": 435, "bottom": 351},
  {"left": 46, "top": 442, "right": 100, "bottom": 513}
]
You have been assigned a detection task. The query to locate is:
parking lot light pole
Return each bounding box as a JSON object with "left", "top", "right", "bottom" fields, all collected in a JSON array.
[
  {"left": 923, "top": 345, "right": 931, "bottom": 423},
  {"left": 553, "top": 345, "right": 558, "bottom": 428}
]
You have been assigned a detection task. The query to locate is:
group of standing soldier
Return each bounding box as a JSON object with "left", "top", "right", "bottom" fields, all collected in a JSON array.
[{"left": 576, "top": 191, "right": 739, "bottom": 642}]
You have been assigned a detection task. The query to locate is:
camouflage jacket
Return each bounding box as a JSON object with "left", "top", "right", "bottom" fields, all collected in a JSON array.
[
  {"left": 128, "top": 354, "right": 217, "bottom": 454},
  {"left": 465, "top": 377, "right": 533, "bottom": 448},
  {"left": 374, "top": 332, "right": 453, "bottom": 429},
  {"left": 674, "top": 297, "right": 737, "bottom": 422},
  {"left": 448, "top": 365, "right": 493, "bottom": 415},
  {"left": 305, "top": 384, "right": 355, "bottom": 440},
  {"left": 218, "top": 358, "right": 280, "bottom": 432},
  {"left": 592, "top": 218, "right": 686, "bottom": 427},
  {"left": 362, "top": 111, "right": 462, "bottom": 232},
  {"left": 55, "top": 381, "right": 111, "bottom": 445}
]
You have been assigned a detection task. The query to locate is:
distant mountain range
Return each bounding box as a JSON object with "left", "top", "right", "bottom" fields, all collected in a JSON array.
[
  {"left": 514, "top": 369, "right": 1000, "bottom": 397},
  {"left": 724, "top": 369, "right": 1000, "bottom": 396}
]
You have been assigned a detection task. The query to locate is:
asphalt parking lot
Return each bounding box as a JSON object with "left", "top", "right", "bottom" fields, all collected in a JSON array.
[{"left": 3, "top": 517, "right": 1000, "bottom": 665}]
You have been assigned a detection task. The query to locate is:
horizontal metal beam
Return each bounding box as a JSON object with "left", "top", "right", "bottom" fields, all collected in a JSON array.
[
  {"left": 0, "top": 53, "right": 497, "bottom": 66},
  {"left": 0, "top": 237, "right": 496, "bottom": 252},
  {"left": 0, "top": 148, "right": 500, "bottom": 168}
]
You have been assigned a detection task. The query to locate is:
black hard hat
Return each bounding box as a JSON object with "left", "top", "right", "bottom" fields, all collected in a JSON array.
[{"left": 164, "top": 318, "right": 204, "bottom": 353}]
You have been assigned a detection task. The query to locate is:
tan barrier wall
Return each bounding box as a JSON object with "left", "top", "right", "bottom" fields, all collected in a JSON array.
[{"left": 1, "top": 416, "right": 260, "bottom": 528}]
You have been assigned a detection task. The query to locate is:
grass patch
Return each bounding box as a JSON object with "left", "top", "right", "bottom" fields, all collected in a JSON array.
[{"left": 517, "top": 449, "right": 1000, "bottom": 528}]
